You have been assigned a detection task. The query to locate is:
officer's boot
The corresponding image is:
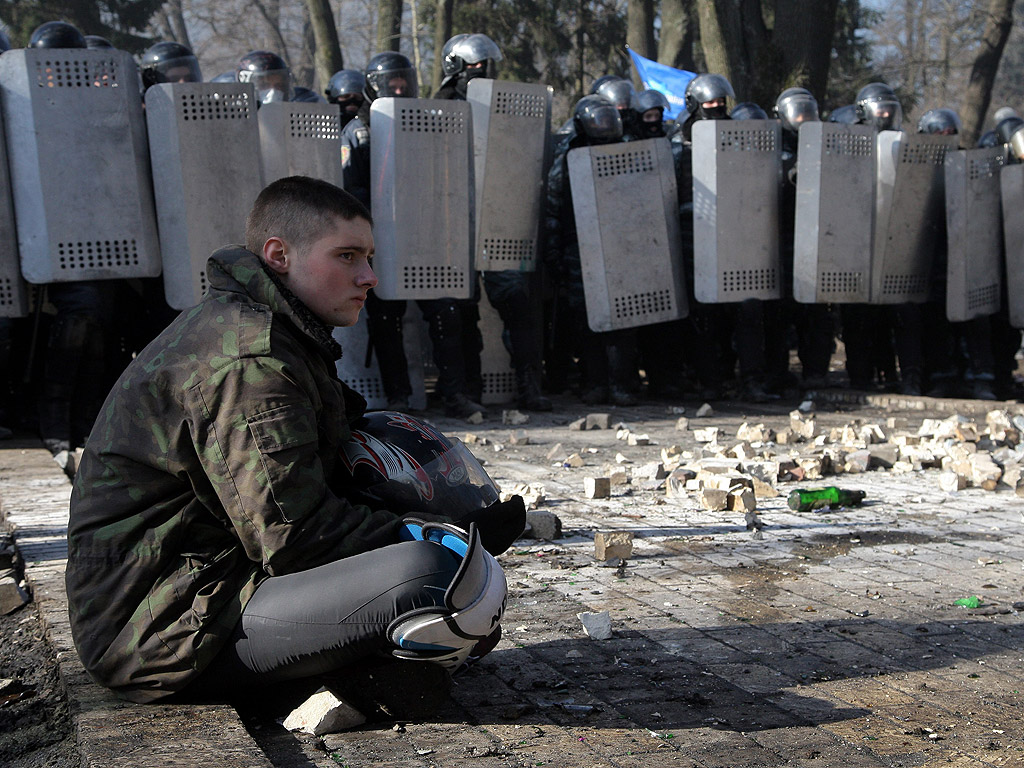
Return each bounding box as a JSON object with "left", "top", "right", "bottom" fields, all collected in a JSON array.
[
  {"left": 516, "top": 364, "right": 552, "bottom": 411},
  {"left": 38, "top": 312, "right": 97, "bottom": 455}
]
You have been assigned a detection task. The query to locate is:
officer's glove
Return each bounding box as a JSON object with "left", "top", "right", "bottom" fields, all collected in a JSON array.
[{"left": 390, "top": 521, "right": 508, "bottom": 670}]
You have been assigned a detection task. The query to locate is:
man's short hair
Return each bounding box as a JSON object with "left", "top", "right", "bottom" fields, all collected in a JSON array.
[{"left": 245, "top": 176, "right": 372, "bottom": 254}]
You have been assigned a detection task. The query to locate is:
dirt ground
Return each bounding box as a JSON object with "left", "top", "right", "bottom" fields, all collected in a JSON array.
[
  {"left": 0, "top": 531, "right": 77, "bottom": 768},
  {"left": 3, "top": 388, "right": 1024, "bottom": 767}
]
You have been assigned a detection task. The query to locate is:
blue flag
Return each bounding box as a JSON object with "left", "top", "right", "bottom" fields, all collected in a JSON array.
[{"left": 627, "top": 48, "right": 696, "bottom": 121}]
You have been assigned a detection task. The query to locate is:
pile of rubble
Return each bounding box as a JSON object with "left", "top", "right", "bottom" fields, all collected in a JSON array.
[{"left": 528, "top": 406, "right": 1024, "bottom": 518}]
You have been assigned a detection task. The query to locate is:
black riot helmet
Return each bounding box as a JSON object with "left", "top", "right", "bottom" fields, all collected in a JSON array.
[
  {"left": 631, "top": 89, "right": 670, "bottom": 138},
  {"left": 364, "top": 51, "right": 418, "bottom": 101},
  {"left": 84, "top": 35, "right": 113, "bottom": 50},
  {"left": 589, "top": 74, "right": 623, "bottom": 95},
  {"left": 444, "top": 33, "right": 502, "bottom": 82},
  {"left": 209, "top": 71, "right": 237, "bottom": 83},
  {"left": 684, "top": 73, "right": 735, "bottom": 120},
  {"left": 141, "top": 41, "right": 203, "bottom": 90},
  {"left": 29, "top": 20, "right": 86, "bottom": 49},
  {"left": 573, "top": 95, "right": 622, "bottom": 144},
  {"left": 997, "top": 116, "right": 1024, "bottom": 161},
  {"left": 917, "top": 108, "right": 961, "bottom": 136},
  {"left": 827, "top": 104, "right": 858, "bottom": 124},
  {"left": 977, "top": 130, "right": 1000, "bottom": 149},
  {"left": 337, "top": 411, "right": 501, "bottom": 518},
  {"left": 855, "top": 82, "right": 902, "bottom": 130},
  {"left": 237, "top": 50, "right": 293, "bottom": 104},
  {"left": 326, "top": 69, "right": 365, "bottom": 103},
  {"left": 730, "top": 102, "right": 768, "bottom": 120},
  {"left": 774, "top": 87, "right": 820, "bottom": 133},
  {"left": 993, "top": 106, "right": 1020, "bottom": 125},
  {"left": 595, "top": 78, "right": 635, "bottom": 112}
]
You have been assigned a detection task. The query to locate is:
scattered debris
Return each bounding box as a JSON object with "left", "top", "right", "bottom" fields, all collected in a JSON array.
[
  {"left": 584, "top": 477, "right": 611, "bottom": 499},
  {"left": 502, "top": 409, "right": 530, "bottom": 426},
  {"left": 577, "top": 610, "right": 613, "bottom": 640},
  {"left": 594, "top": 531, "right": 633, "bottom": 561},
  {"left": 283, "top": 687, "right": 366, "bottom": 735}
]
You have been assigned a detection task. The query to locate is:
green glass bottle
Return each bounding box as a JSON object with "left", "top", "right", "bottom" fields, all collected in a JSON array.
[{"left": 787, "top": 486, "right": 866, "bottom": 511}]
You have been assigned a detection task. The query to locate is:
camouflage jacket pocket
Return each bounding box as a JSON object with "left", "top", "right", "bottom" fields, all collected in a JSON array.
[{"left": 248, "top": 403, "right": 320, "bottom": 523}]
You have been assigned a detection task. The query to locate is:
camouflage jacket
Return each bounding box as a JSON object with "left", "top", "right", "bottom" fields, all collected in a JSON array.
[{"left": 66, "top": 246, "right": 406, "bottom": 702}]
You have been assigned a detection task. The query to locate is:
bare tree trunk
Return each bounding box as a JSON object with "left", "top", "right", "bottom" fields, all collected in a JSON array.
[
  {"left": 166, "top": 0, "right": 192, "bottom": 50},
  {"left": 658, "top": 0, "right": 698, "bottom": 71},
  {"left": 627, "top": 0, "right": 656, "bottom": 65},
  {"left": 377, "top": 0, "right": 403, "bottom": 52},
  {"left": 305, "top": 0, "right": 344, "bottom": 91},
  {"left": 251, "top": 0, "right": 292, "bottom": 66},
  {"left": 773, "top": 0, "right": 839, "bottom": 99},
  {"left": 431, "top": 0, "right": 455, "bottom": 92},
  {"left": 960, "top": 0, "right": 1015, "bottom": 147},
  {"left": 695, "top": 0, "right": 749, "bottom": 94}
]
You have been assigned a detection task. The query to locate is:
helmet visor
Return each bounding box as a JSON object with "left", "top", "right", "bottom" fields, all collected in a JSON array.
[
  {"left": 778, "top": 97, "right": 818, "bottom": 132},
  {"left": 152, "top": 55, "right": 203, "bottom": 85},
  {"left": 863, "top": 98, "right": 902, "bottom": 130},
  {"left": 580, "top": 103, "right": 623, "bottom": 141},
  {"left": 369, "top": 67, "right": 418, "bottom": 98},
  {"left": 240, "top": 68, "right": 294, "bottom": 103}
]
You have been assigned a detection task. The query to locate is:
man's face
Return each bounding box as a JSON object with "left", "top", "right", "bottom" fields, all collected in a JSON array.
[
  {"left": 281, "top": 216, "right": 377, "bottom": 327},
  {"left": 388, "top": 76, "right": 410, "bottom": 96},
  {"left": 702, "top": 97, "right": 726, "bottom": 111}
]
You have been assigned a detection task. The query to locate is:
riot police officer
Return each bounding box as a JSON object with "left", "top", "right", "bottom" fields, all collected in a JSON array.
[
  {"left": 26, "top": 21, "right": 119, "bottom": 459},
  {"left": 325, "top": 69, "right": 366, "bottom": 128},
  {"left": 772, "top": 87, "right": 834, "bottom": 391},
  {"left": 432, "top": 34, "right": 550, "bottom": 411},
  {"left": 342, "top": 52, "right": 488, "bottom": 419},
  {"left": 545, "top": 95, "right": 640, "bottom": 406},
  {"left": 236, "top": 50, "right": 321, "bottom": 104},
  {"left": 681, "top": 75, "right": 775, "bottom": 401},
  {"left": 140, "top": 41, "right": 203, "bottom": 91}
]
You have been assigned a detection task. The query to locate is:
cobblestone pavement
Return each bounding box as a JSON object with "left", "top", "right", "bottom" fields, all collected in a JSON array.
[{"left": 3, "top": 395, "right": 1024, "bottom": 767}]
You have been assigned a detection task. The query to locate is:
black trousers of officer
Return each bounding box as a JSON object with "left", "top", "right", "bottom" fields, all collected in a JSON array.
[{"left": 365, "top": 290, "right": 484, "bottom": 403}]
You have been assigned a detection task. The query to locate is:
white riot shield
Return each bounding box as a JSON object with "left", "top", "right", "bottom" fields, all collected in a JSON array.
[
  {"left": 871, "top": 131, "right": 957, "bottom": 303},
  {"left": 146, "top": 83, "right": 264, "bottom": 310},
  {"left": 477, "top": 285, "right": 515, "bottom": 405},
  {"left": 568, "top": 139, "right": 688, "bottom": 333},
  {"left": 259, "top": 101, "right": 343, "bottom": 186},
  {"left": 1001, "top": 163, "right": 1024, "bottom": 328},
  {"left": 793, "top": 123, "right": 876, "bottom": 303},
  {"left": 333, "top": 312, "right": 427, "bottom": 411},
  {"left": 370, "top": 98, "right": 474, "bottom": 300},
  {"left": 0, "top": 49, "right": 160, "bottom": 283},
  {"left": 944, "top": 147, "right": 1005, "bottom": 323},
  {"left": 692, "top": 119, "right": 782, "bottom": 302},
  {"left": 0, "top": 103, "right": 26, "bottom": 317},
  {"left": 467, "top": 79, "right": 552, "bottom": 272}
]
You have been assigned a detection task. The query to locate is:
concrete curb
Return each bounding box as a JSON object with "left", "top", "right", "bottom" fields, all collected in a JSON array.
[{"left": 0, "top": 440, "right": 272, "bottom": 767}]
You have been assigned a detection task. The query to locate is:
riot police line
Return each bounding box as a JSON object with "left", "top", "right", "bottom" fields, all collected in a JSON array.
[{"left": 1, "top": 43, "right": 1024, "bottom": 435}]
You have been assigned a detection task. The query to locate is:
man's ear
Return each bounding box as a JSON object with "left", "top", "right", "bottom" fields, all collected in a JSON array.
[{"left": 261, "top": 236, "right": 290, "bottom": 275}]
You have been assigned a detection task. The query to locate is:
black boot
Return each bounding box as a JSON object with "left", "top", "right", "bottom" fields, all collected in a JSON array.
[{"left": 516, "top": 365, "right": 552, "bottom": 411}]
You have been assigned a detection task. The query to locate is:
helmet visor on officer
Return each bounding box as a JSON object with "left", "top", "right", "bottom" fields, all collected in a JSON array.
[
  {"left": 575, "top": 95, "right": 623, "bottom": 143},
  {"left": 149, "top": 55, "right": 202, "bottom": 85},
  {"left": 326, "top": 69, "right": 366, "bottom": 109},
  {"left": 860, "top": 96, "right": 902, "bottom": 131},
  {"left": 238, "top": 52, "right": 294, "bottom": 104},
  {"left": 686, "top": 73, "right": 735, "bottom": 120},
  {"left": 368, "top": 64, "right": 418, "bottom": 98},
  {"left": 776, "top": 93, "right": 819, "bottom": 133},
  {"left": 916, "top": 108, "right": 961, "bottom": 136},
  {"left": 451, "top": 33, "right": 502, "bottom": 81},
  {"left": 596, "top": 79, "right": 635, "bottom": 111}
]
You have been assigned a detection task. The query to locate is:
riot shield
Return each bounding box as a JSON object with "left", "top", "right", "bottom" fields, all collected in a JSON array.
[
  {"left": 1001, "top": 163, "right": 1024, "bottom": 328},
  {"left": 477, "top": 284, "right": 515, "bottom": 405},
  {"left": 567, "top": 138, "right": 688, "bottom": 333},
  {"left": 692, "top": 119, "right": 782, "bottom": 302},
  {"left": 0, "top": 49, "right": 160, "bottom": 283},
  {"left": 333, "top": 311, "right": 427, "bottom": 411},
  {"left": 146, "top": 83, "right": 264, "bottom": 309},
  {"left": 944, "top": 147, "right": 1005, "bottom": 322},
  {"left": 370, "top": 98, "right": 474, "bottom": 300},
  {"left": 871, "top": 131, "right": 957, "bottom": 303},
  {"left": 467, "top": 79, "right": 552, "bottom": 272},
  {"left": 259, "top": 101, "right": 343, "bottom": 186},
  {"left": 0, "top": 103, "right": 26, "bottom": 317},
  {"left": 793, "top": 122, "right": 876, "bottom": 303}
]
